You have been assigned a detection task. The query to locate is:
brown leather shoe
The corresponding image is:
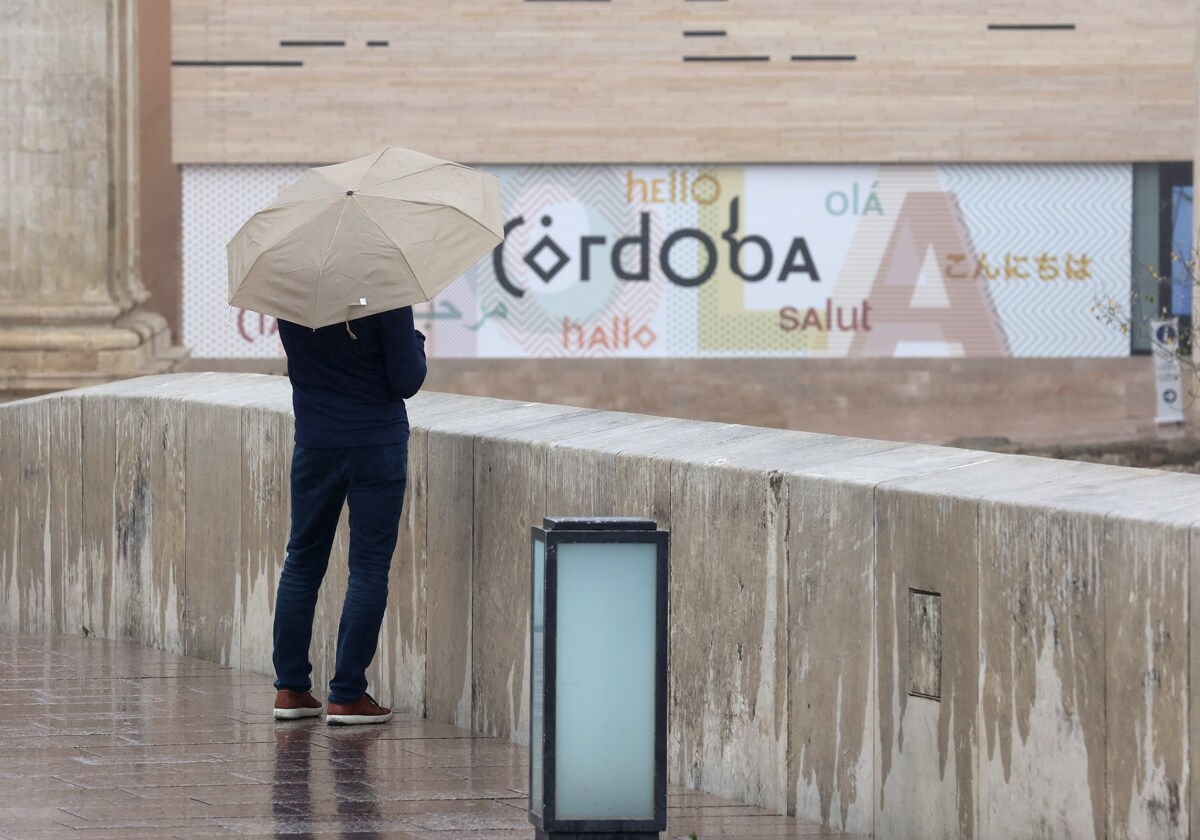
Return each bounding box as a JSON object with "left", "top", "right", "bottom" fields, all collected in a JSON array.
[
  {"left": 325, "top": 692, "right": 392, "bottom": 726},
  {"left": 273, "top": 689, "right": 323, "bottom": 720}
]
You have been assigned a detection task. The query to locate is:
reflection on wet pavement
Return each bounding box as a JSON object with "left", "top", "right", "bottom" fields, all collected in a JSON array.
[{"left": 0, "top": 635, "right": 861, "bottom": 839}]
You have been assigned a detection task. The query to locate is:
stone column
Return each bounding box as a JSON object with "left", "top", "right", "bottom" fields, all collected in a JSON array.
[{"left": 0, "top": 0, "right": 185, "bottom": 396}]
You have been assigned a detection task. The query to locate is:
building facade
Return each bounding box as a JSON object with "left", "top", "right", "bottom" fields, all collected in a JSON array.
[
  {"left": 167, "top": 1, "right": 1197, "bottom": 440},
  {"left": 10, "top": 1, "right": 1192, "bottom": 437}
]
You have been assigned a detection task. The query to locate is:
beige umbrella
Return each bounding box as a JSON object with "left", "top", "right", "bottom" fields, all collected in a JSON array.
[{"left": 228, "top": 146, "right": 503, "bottom": 329}]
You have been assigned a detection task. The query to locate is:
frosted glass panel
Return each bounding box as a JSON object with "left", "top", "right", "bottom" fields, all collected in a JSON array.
[
  {"left": 531, "top": 537, "right": 545, "bottom": 815},
  {"left": 555, "top": 541, "right": 657, "bottom": 820}
]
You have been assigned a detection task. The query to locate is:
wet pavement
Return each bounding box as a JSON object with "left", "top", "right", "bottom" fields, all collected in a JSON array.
[{"left": 0, "top": 635, "right": 860, "bottom": 839}]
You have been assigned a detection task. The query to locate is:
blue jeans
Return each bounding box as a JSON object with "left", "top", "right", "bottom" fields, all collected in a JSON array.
[{"left": 273, "top": 441, "right": 408, "bottom": 704}]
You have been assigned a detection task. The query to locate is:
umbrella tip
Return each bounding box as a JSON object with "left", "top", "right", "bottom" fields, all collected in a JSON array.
[{"left": 346, "top": 190, "right": 354, "bottom": 196}]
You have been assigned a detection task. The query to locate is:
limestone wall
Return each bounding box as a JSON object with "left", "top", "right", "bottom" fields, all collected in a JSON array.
[
  {"left": 170, "top": 1, "right": 1196, "bottom": 165},
  {"left": 3, "top": 372, "right": 1200, "bottom": 839}
]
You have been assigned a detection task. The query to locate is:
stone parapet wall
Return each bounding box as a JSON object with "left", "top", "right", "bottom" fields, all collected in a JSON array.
[
  {"left": 3, "top": 372, "right": 1200, "bottom": 839},
  {"left": 183, "top": 356, "right": 1162, "bottom": 448}
]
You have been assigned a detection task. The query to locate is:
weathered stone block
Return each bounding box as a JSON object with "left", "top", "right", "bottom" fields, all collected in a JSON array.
[
  {"left": 415, "top": 392, "right": 548, "bottom": 729},
  {"left": 876, "top": 486, "right": 979, "bottom": 840},
  {"left": 49, "top": 396, "right": 82, "bottom": 636},
  {"left": 111, "top": 395, "right": 156, "bottom": 645},
  {"left": 472, "top": 415, "right": 594, "bottom": 744},
  {"left": 784, "top": 443, "right": 992, "bottom": 837},
  {"left": 238, "top": 403, "right": 292, "bottom": 679},
  {"left": 79, "top": 393, "right": 119, "bottom": 640},
  {"left": 425, "top": 426, "right": 474, "bottom": 727},
  {"left": 421, "top": 400, "right": 588, "bottom": 743},
  {"left": 610, "top": 417, "right": 781, "bottom": 536},
  {"left": 182, "top": 399, "right": 242, "bottom": 664},
  {"left": 0, "top": 399, "right": 15, "bottom": 632},
  {"left": 975, "top": 463, "right": 1148, "bottom": 840},
  {"left": 546, "top": 415, "right": 674, "bottom": 520},
  {"left": 787, "top": 475, "right": 875, "bottom": 836},
  {"left": 103, "top": 387, "right": 190, "bottom": 653},
  {"left": 1104, "top": 488, "right": 1199, "bottom": 840},
  {"left": 668, "top": 457, "right": 789, "bottom": 813},
  {"left": 0, "top": 399, "right": 47, "bottom": 633},
  {"left": 16, "top": 397, "right": 52, "bottom": 633}
]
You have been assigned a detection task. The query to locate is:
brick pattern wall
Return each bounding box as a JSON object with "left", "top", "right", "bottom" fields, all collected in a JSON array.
[{"left": 171, "top": 1, "right": 1196, "bottom": 165}]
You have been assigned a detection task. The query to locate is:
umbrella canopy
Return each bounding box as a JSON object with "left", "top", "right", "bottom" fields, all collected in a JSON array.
[{"left": 228, "top": 147, "right": 503, "bottom": 329}]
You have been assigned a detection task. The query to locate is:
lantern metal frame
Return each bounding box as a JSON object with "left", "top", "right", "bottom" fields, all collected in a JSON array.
[{"left": 529, "top": 516, "right": 669, "bottom": 840}]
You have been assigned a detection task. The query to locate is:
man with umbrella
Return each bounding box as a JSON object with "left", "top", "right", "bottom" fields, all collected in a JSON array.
[
  {"left": 228, "top": 147, "right": 503, "bottom": 724},
  {"left": 272, "top": 303, "right": 425, "bottom": 725}
]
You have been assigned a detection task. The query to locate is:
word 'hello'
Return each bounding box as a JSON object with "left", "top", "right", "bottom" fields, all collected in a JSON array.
[{"left": 625, "top": 170, "right": 720, "bottom": 206}]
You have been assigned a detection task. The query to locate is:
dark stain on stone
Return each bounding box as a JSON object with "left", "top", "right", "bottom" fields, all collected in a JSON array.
[
  {"left": 767, "top": 470, "right": 784, "bottom": 501},
  {"left": 1145, "top": 779, "right": 1181, "bottom": 827},
  {"left": 116, "top": 466, "right": 151, "bottom": 637},
  {"left": 117, "top": 470, "right": 150, "bottom": 569}
]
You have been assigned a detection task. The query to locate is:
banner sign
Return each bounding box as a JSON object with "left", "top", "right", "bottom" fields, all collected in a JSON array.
[
  {"left": 1151, "top": 319, "right": 1186, "bottom": 424},
  {"left": 183, "top": 164, "right": 1132, "bottom": 359}
]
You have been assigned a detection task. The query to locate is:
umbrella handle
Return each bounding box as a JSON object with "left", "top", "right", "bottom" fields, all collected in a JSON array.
[{"left": 345, "top": 297, "right": 367, "bottom": 340}]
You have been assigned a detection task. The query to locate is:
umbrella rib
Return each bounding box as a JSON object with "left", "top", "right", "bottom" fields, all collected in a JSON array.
[
  {"left": 437, "top": 202, "right": 505, "bottom": 247},
  {"left": 353, "top": 148, "right": 390, "bottom": 192},
  {"left": 358, "top": 161, "right": 451, "bottom": 193},
  {"left": 358, "top": 196, "right": 486, "bottom": 212},
  {"left": 357, "top": 195, "right": 504, "bottom": 242},
  {"left": 269, "top": 193, "right": 341, "bottom": 210},
  {"left": 312, "top": 199, "right": 352, "bottom": 327},
  {"left": 271, "top": 169, "right": 348, "bottom": 208},
  {"left": 229, "top": 200, "right": 337, "bottom": 305},
  {"left": 355, "top": 200, "right": 430, "bottom": 301},
  {"left": 404, "top": 201, "right": 505, "bottom": 256}
]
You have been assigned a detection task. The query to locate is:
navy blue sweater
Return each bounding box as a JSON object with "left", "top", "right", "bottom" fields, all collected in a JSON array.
[{"left": 278, "top": 308, "right": 427, "bottom": 448}]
